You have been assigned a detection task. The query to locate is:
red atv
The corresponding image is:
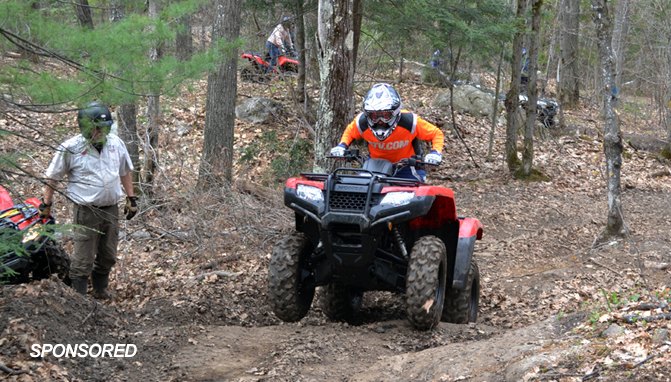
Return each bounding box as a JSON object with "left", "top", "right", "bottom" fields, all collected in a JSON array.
[
  {"left": 268, "top": 150, "right": 482, "bottom": 330},
  {"left": 240, "top": 50, "right": 300, "bottom": 83},
  {"left": 0, "top": 185, "right": 70, "bottom": 285}
]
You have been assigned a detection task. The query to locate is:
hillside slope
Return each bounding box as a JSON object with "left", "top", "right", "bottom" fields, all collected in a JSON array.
[{"left": 1, "top": 78, "right": 670, "bottom": 382}]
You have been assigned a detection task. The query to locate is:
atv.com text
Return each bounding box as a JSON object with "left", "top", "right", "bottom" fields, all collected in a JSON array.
[{"left": 30, "top": 343, "right": 137, "bottom": 358}]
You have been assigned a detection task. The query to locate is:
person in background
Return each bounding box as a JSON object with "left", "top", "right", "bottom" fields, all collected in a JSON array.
[
  {"left": 266, "top": 16, "right": 295, "bottom": 73},
  {"left": 330, "top": 83, "right": 445, "bottom": 182},
  {"left": 520, "top": 47, "right": 530, "bottom": 91},
  {"left": 40, "top": 101, "right": 138, "bottom": 299}
]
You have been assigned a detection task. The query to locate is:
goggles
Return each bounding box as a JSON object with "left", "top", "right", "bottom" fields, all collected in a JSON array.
[{"left": 366, "top": 110, "right": 396, "bottom": 125}]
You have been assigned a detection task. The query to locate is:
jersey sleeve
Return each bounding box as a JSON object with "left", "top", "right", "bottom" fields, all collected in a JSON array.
[
  {"left": 339, "top": 115, "right": 363, "bottom": 146},
  {"left": 415, "top": 116, "right": 444, "bottom": 153}
]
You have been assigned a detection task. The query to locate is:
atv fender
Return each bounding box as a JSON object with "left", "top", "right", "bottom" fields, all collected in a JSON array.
[{"left": 453, "top": 217, "right": 483, "bottom": 289}]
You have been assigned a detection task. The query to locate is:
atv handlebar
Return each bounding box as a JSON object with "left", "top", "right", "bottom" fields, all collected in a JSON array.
[{"left": 327, "top": 149, "right": 437, "bottom": 169}]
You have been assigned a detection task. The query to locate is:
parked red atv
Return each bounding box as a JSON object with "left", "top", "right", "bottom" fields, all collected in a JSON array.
[
  {"left": 268, "top": 150, "right": 482, "bottom": 330},
  {"left": 240, "top": 50, "right": 299, "bottom": 83},
  {"left": 0, "top": 185, "right": 70, "bottom": 285}
]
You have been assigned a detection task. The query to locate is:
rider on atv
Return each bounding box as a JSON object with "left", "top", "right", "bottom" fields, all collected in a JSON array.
[
  {"left": 330, "top": 83, "right": 445, "bottom": 182},
  {"left": 266, "top": 16, "right": 295, "bottom": 73}
]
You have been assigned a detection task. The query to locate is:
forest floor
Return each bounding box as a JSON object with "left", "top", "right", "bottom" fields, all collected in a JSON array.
[{"left": 1, "top": 73, "right": 671, "bottom": 382}]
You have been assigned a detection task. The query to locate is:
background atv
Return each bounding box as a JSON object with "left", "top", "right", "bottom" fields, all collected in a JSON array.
[
  {"left": 240, "top": 50, "right": 300, "bottom": 83},
  {"left": 268, "top": 151, "right": 482, "bottom": 330},
  {"left": 518, "top": 94, "right": 559, "bottom": 129},
  {"left": 0, "top": 185, "right": 70, "bottom": 285}
]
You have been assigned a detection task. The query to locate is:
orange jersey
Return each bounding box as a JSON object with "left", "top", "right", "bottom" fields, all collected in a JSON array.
[{"left": 339, "top": 111, "right": 444, "bottom": 163}]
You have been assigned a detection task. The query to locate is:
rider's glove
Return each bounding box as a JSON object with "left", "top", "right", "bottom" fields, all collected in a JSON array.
[
  {"left": 330, "top": 143, "right": 347, "bottom": 157},
  {"left": 124, "top": 196, "right": 138, "bottom": 220},
  {"left": 424, "top": 150, "right": 442, "bottom": 165},
  {"left": 38, "top": 199, "right": 52, "bottom": 218}
]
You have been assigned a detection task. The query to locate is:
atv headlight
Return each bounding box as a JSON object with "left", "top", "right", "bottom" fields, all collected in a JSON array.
[
  {"left": 380, "top": 192, "right": 414, "bottom": 207},
  {"left": 296, "top": 184, "right": 323, "bottom": 203}
]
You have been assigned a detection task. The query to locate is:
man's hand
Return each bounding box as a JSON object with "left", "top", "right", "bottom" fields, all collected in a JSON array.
[
  {"left": 38, "top": 200, "right": 52, "bottom": 218},
  {"left": 330, "top": 143, "right": 347, "bottom": 157},
  {"left": 424, "top": 150, "right": 442, "bottom": 165},
  {"left": 124, "top": 196, "right": 138, "bottom": 220}
]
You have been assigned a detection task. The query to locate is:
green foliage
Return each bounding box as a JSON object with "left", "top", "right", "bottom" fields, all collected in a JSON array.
[
  {"left": 0, "top": 0, "right": 232, "bottom": 108},
  {"left": 660, "top": 146, "right": 671, "bottom": 160},
  {"left": 0, "top": 227, "right": 27, "bottom": 284},
  {"left": 239, "top": 130, "right": 312, "bottom": 184},
  {"left": 270, "top": 138, "right": 312, "bottom": 181},
  {"left": 363, "top": 0, "right": 516, "bottom": 74}
]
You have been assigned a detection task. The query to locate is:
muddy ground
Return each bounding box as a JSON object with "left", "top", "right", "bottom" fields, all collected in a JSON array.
[{"left": 1, "top": 80, "right": 670, "bottom": 382}]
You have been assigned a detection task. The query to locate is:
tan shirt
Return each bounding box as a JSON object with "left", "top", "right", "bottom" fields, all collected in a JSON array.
[{"left": 267, "top": 24, "right": 293, "bottom": 50}]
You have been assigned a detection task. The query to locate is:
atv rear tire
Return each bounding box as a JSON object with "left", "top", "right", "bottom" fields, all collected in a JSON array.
[
  {"left": 268, "top": 233, "right": 315, "bottom": 322},
  {"left": 240, "top": 66, "right": 255, "bottom": 82},
  {"left": 320, "top": 283, "right": 363, "bottom": 324},
  {"left": 442, "top": 259, "right": 480, "bottom": 324},
  {"left": 405, "top": 236, "right": 447, "bottom": 330}
]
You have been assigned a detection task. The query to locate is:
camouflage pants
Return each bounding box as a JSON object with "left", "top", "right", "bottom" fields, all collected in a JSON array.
[{"left": 70, "top": 204, "right": 119, "bottom": 278}]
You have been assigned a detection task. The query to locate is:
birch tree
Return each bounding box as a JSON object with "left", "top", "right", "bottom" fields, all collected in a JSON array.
[
  {"left": 504, "top": 0, "right": 527, "bottom": 172},
  {"left": 315, "top": 0, "right": 354, "bottom": 172},
  {"left": 591, "top": 0, "right": 624, "bottom": 238},
  {"left": 611, "top": 0, "right": 630, "bottom": 91}
]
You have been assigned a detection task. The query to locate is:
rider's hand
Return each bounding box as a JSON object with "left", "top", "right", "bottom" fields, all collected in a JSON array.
[
  {"left": 38, "top": 200, "right": 52, "bottom": 218},
  {"left": 330, "top": 143, "right": 347, "bottom": 157},
  {"left": 124, "top": 196, "right": 138, "bottom": 220},
  {"left": 424, "top": 150, "right": 442, "bottom": 165}
]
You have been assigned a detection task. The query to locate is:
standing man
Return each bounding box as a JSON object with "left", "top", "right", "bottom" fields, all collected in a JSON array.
[
  {"left": 266, "top": 15, "right": 294, "bottom": 73},
  {"left": 39, "top": 101, "right": 138, "bottom": 299}
]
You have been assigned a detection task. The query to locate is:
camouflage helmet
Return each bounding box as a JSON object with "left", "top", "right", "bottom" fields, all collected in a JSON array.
[{"left": 77, "top": 102, "right": 113, "bottom": 139}]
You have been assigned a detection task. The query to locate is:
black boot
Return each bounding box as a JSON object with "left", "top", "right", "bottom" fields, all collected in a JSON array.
[
  {"left": 70, "top": 277, "right": 88, "bottom": 295},
  {"left": 91, "top": 271, "right": 113, "bottom": 300}
]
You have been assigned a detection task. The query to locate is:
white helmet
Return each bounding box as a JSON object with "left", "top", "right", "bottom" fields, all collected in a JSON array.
[{"left": 363, "top": 83, "right": 402, "bottom": 141}]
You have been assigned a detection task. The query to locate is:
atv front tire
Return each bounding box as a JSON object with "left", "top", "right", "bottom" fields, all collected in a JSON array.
[
  {"left": 405, "top": 236, "right": 447, "bottom": 330},
  {"left": 32, "top": 241, "right": 70, "bottom": 283},
  {"left": 268, "top": 233, "right": 315, "bottom": 322},
  {"left": 320, "top": 283, "right": 363, "bottom": 324},
  {"left": 442, "top": 259, "right": 480, "bottom": 324}
]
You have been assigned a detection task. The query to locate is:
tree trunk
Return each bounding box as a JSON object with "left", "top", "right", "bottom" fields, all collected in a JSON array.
[
  {"left": 504, "top": 0, "right": 526, "bottom": 172},
  {"left": 175, "top": 15, "right": 193, "bottom": 61},
  {"left": 558, "top": 0, "right": 580, "bottom": 108},
  {"left": 116, "top": 104, "right": 140, "bottom": 190},
  {"left": 486, "top": 48, "right": 505, "bottom": 162},
  {"left": 74, "top": 0, "right": 94, "bottom": 29},
  {"left": 143, "top": 0, "right": 163, "bottom": 197},
  {"left": 293, "top": 0, "right": 307, "bottom": 104},
  {"left": 660, "top": 16, "right": 671, "bottom": 155},
  {"left": 110, "top": 0, "right": 139, "bottom": 188},
  {"left": 521, "top": 0, "right": 543, "bottom": 176},
  {"left": 665, "top": 31, "right": 671, "bottom": 155},
  {"left": 591, "top": 0, "right": 624, "bottom": 239},
  {"left": 315, "top": 0, "right": 355, "bottom": 173},
  {"left": 197, "top": 0, "right": 242, "bottom": 188},
  {"left": 612, "top": 0, "right": 630, "bottom": 91},
  {"left": 352, "top": 0, "right": 363, "bottom": 74}
]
